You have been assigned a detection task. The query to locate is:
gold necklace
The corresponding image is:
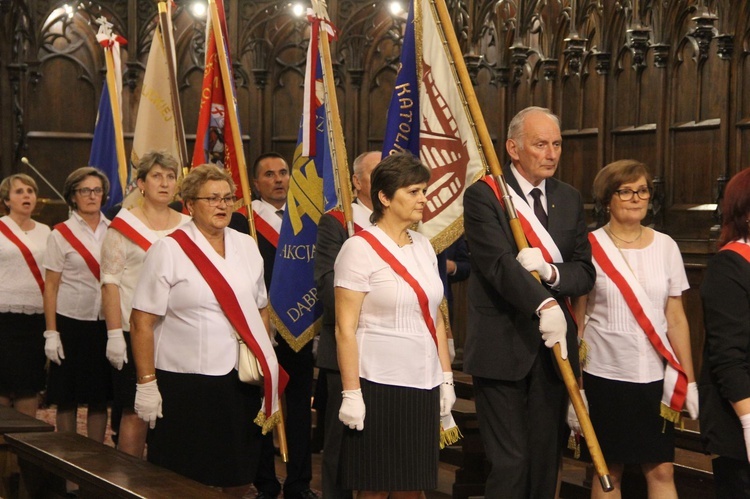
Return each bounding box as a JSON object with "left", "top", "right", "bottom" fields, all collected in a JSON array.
[
  {"left": 603, "top": 225, "right": 639, "bottom": 276},
  {"left": 398, "top": 231, "right": 413, "bottom": 248},
  {"left": 143, "top": 208, "right": 172, "bottom": 231},
  {"left": 606, "top": 224, "right": 642, "bottom": 245}
]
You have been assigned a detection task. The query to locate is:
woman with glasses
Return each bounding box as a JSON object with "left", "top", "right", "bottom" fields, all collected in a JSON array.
[
  {"left": 130, "top": 165, "right": 283, "bottom": 495},
  {"left": 43, "top": 167, "right": 112, "bottom": 443},
  {"left": 699, "top": 168, "right": 750, "bottom": 498},
  {"left": 573, "top": 160, "right": 697, "bottom": 498},
  {"left": 100, "top": 151, "right": 189, "bottom": 458},
  {"left": 0, "top": 174, "right": 50, "bottom": 417}
]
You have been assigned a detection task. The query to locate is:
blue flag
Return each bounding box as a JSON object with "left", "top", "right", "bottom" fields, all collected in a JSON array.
[
  {"left": 268, "top": 43, "right": 335, "bottom": 351},
  {"left": 382, "top": 1, "right": 420, "bottom": 158},
  {"left": 89, "top": 82, "right": 123, "bottom": 212},
  {"left": 381, "top": 0, "right": 486, "bottom": 252}
]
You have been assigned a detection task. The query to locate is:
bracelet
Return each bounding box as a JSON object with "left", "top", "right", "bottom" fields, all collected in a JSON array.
[
  {"left": 442, "top": 381, "right": 454, "bottom": 386},
  {"left": 138, "top": 373, "right": 156, "bottom": 382}
]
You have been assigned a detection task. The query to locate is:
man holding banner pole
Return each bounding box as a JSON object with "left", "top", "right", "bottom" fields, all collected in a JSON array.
[{"left": 462, "top": 107, "right": 595, "bottom": 498}]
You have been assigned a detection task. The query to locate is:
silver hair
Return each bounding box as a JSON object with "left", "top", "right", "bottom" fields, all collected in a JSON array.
[
  {"left": 507, "top": 107, "right": 560, "bottom": 148},
  {"left": 352, "top": 151, "right": 380, "bottom": 176}
]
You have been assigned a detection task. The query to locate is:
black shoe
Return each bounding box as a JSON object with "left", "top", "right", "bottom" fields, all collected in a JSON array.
[
  {"left": 255, "top": 493, "right": 278, "bottom": 499},
  {"left": 297, "top": 489, "right": 319, "bottom": 499}
]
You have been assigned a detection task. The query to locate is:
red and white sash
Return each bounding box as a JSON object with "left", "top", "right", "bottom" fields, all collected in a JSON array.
[
  {"left": 481, "top": 175, "right": 576, "bottom": 320},
  {"left": 481, "top": 175, "right": 563, "bottom": 263},
  {"left": 356, "top": 228, "right": 462, "bottom": 443},
  {"left": 355, "top": 230, "right": 438, "bottom": 347},
  {"left": 253, "top": 211, "right": 280, "bottom": 248},
  {"left": 329, "top": 201, "right": 370, "bottom": 234},
  {"left": 54, "top": 221, "right": 101, "bottom": 281},
  {"left": 108, "top": 209, "right": 156, "bottom": 252},
  {"left": 589, "top": 229, "right": 687, "bottom": 420},
  {"left": 0, "top": 218, "right": 45, "bottom": 294},
  {"left": 721, "top": 240, "right": 750, "bottom": 262},
  {"left": 169, "top": 228, "right": 288, "bottom": 432}
]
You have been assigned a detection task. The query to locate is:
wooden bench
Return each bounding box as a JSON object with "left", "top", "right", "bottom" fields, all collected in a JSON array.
[
  {"left": 5, "top": 431, "right": 231, "bottom": 498},
  {"left": 0, "top": 407, "right": 54, "bottom": 498}
]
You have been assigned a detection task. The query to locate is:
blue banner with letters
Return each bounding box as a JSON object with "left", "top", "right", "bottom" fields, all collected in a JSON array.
[
  {"left": 382, "top": 1, "right": 420, "bottom": 158},
  {"left": 268, "top": 48, "right": 334, "bottom": 351}
]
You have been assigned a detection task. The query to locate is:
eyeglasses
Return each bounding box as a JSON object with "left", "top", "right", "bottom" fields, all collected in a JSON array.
[
  {"left": 614, "top": 187, "right": 651, "bottom": 201},
  {"left": 195, "top": 195, "right": 237, "bottom": 207},
  {"left": 75, "top": 187, "right": 104, "bottom": 196}
]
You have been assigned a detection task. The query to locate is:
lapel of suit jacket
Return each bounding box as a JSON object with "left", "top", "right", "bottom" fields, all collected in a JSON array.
[
  {"left": 502, "top": 163, "right": 528, "bottom": 206},
  {"left": 545, "top": 177, "right": 560, "bottom": 228}
]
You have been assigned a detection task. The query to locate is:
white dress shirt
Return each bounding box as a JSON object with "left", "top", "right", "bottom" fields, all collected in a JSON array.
[
  {"left": 44, "top": 211, "right": 109, "bottom": 320},
  {"left": 583, "top": 231, "right": 689, "bottom": 383},
  {"left": 0, "top": 216, "right": 50, "bottom": 313},
  {"left": 132, "top": 222, "right": 268, "bottom": 375},
  {"left": 100, "top": 209, "right": 190, "bottom": 331},
  {"left": 334, "top": 225, "right": 444, "bottom": 390}
]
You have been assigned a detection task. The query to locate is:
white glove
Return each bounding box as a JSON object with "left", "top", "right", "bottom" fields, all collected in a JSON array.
[
  {"left": 43, "top": 330, "right": 65, "bottom": 365},
  {"left": 447, "top": 338, "right": 456, "bottom": 363},
  {"left": 516, "top": 247, "right": 554, "bottom": 282},
  {"left": 106, "top": 328, "right": 128, "bottom": 370},
  {"left": 567, "top": 389, "right": 589, "bottom": 434},
  {"left": 440, "top": 372, "right": 457, "bottom": 418},
  {"left": 539, "top": 305, "right": 568, "bottom": 360},
  {"left": 339, "top": 388, "right": 366, "bottom": 431},
  {"left": 741, "top": 413, "right": 750, "bottom": 462},
  {"left": 135, "top": 380, "right": 163, "bottom": 429},
  {"left": 685, "top": 382, "right": 699, "bottom": 419}
]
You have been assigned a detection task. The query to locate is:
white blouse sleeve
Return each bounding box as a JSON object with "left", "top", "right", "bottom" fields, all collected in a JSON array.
[
  {"left": 43, "top": 230, "right": 66, "bottom": 272},
  {"left": 334, "top": 236, "right": 373, "bottom": 293},
  {"left": 100, "top": 228, "right": 127, "bottom": 286},
  {"left": 665, "top": 236, "right": 689, "bottom": 296},
  {"left": 131, "top": 239, "right": 173, "bottom": 316}
]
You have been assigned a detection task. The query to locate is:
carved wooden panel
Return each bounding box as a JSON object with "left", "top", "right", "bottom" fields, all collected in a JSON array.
[{"left": 0, "top": 0, "right": 748, "bottom": 249}]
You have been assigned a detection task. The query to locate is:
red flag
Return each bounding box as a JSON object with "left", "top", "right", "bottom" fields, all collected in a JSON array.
[{"left": 192, "top": 0, "right": 243, "bottom": 202}]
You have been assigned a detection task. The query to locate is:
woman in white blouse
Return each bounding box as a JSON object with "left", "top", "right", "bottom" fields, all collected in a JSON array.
[
  {"left": 43, "top": 167, "right": 111, "bottom": 442},
  {"left": 130, "top": 165, "right": 281, "bottom": 495},
  {"left": 0, "top": 174, "right": 50, "bottom": 417},
  {"left": 101, "top": 151, "right": 189, "bottom": 457},
  {"left": 574, "top": 160, "right": 697, "bottom": 499},
  {"left": 335, "top": 153, "right": 455, "bottom": 497}
]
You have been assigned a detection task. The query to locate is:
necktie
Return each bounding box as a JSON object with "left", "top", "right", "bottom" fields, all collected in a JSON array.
[
  {"left": 276, "top": 210, "right": 284, "bottom": 219},
  {"left": 530, "top": 188, "right": 548, "bottom": 229}
]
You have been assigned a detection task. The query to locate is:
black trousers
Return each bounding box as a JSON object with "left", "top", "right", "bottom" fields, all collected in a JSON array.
[
  {"left": 254, "top": 337, "right": 314, "bottom": 497},
  {"left": 473, "top": 345, "right": 567, "bottom": 499},
  {"left": 713, "top": 455, "right": 750, "bottom": 498}
]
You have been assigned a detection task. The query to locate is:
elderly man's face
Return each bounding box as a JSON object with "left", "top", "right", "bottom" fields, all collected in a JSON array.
[{"left": 506, "top": 111, "right": 562, "bottom": 186}]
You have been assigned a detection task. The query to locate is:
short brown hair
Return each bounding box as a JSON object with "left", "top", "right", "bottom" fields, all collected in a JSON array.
[
  {"left": 62, "top": 167, "right": 110, "bottom": 209},
  {"left": 592, "top": 159, "right": 653, "bottom": 208},
  {"left": 0, "top": 174, "right": 38, "bottom": 214},
  {"left": 370, "top": 152, "right": 431, "bottom": 223},
  {"left": 180, "top": 164, "right": 236, "bottom": 202},
  {"left": 136, "top": 150, "right": 180, "bottom": 181}
]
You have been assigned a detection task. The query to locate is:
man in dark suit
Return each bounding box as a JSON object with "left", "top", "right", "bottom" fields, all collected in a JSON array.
[
  {"left": 251, "top": 153, "right": 318, "bottom": 499},
  {"left": 314, "top": 150, "right": 379, "bottom": 499},
  {"left": 463, "top": 107, "right": 595, "bottom": 498}
]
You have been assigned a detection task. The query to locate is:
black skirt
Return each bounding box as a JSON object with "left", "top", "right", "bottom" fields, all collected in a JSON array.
[
  {"left": 45, "top": 314, "right": 112, "bottom": 406},
  {"left": 584, "top": 371, "right": 674, "bottom": 464},
  {"left": 147, "top": 369, "right": 262, "bottom": 488},
  {"left": 111, "top": 330, "right": 137, "bottom": 409},
  {"left": 339, "top": 378, "right": 440, "bottom": 491},
  {"left": 0, "top": 312, "right": 46, "bottom": 394}
]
